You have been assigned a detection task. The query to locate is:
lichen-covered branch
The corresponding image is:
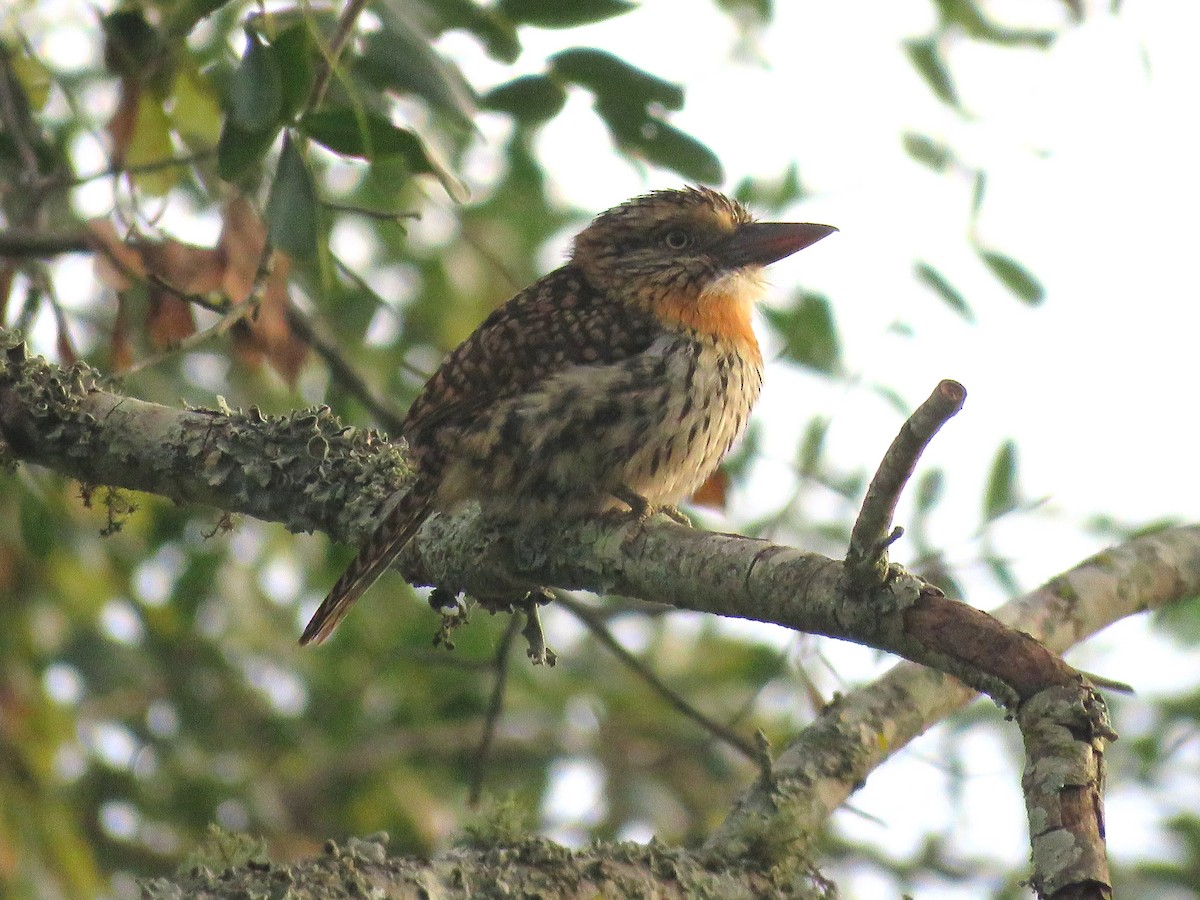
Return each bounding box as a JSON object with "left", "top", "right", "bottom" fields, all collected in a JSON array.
[
  {"left": 0, "top": 329, "right": 1110, "bottom": 705},
  {"left": 0, "top": 331, "right": 411, "bottom": 547},
  {"left": 8, "top": 330, "right": 1195, "bottom": 897},
  {"left": 711, "top": 525, "right": 1200, "bottom": 894},
  {"left": 143, "top": 831, "right": 837, "bottom": 900},
  {"left": 1020, "top": 686, "right": 1114, "bottom": 898}
]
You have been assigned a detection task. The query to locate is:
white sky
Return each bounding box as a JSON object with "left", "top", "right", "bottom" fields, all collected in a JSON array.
[{"left": 471, "top": 1, "right": 1200, "bottom": 887}]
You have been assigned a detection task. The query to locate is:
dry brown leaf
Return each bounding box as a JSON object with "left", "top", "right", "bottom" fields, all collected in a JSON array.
[
  {"left": 56, "top": 319, "right": 77, "bottom": 365},
  {"left": 689, "top": 468, "right": 729, "bottom": 511},
  {"left": 141, "top": 238, "right": 223, "bottom": 295},
  {"left": 87, "top": 218, "right": 147, "bottom": 290},
  {"left": 146, "top": 289, "right": 198, "bottom": 348},
  {"left": 106, "top": 78, "right": 140, "bottom": 168},
  {"left": 231, "top": 255, "right": 307, "bottom": 385},
  {"left": 219, "top": 195, "right": 267, "bottom": 303},
  {"left": 111, "top": 295, "right": 134, "bottom": 373}
]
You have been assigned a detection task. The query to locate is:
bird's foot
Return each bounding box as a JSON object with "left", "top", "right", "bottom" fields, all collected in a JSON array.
[
  {"left": 612, "top": 486, "right": 693, "bottom": 526},
  {"left": 656, "top": 504, "right": 693, "bottom": 526}
]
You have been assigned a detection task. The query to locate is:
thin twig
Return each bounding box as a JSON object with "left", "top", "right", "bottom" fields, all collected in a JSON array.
[
  {"left": 845, "top": 379, "right": 966, "bottom": 592},
  {"left": 284, "top": 305, "right": 406, "bottom": 433},
  {"left": 124, "top": 293, "right": 258, "bottom": 375},
  {"left": 322, "top": 201, "right": 420, "bottom": 224},
  {"left": 553, "top": 591, "right": 759, "bottom": 762},
  {"left": 304, "top": 0, "right": 371, "bottom": 113},
  {"left": 468, "top": 615, "right": 520, "bottom": 807},
  {"left": 0, "top": 230, "right": 90, "bottom": 257},
  {"left": 124, "top": 240, "right": 275, "bottom": 375},
  {"left": 58, "top": 150, "right": 215, "bottom": 190},
  {"left": 0, "top": 225, "right": 412, "bottom": 430},
  {"left": 458, "top": 225, "right": 523, "bottom": 293},
  {"left": 329, "top": 252, "right": 433, "bottom": 381}
]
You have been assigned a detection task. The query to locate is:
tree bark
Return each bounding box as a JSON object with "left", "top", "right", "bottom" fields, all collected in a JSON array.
[{"left": 7, "top": 327, "right": 1197, "bottom": 898}]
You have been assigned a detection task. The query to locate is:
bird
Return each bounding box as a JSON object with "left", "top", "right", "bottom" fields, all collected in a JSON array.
[{"left": 300, "top": 187, "right": 835, "bottom": 645}]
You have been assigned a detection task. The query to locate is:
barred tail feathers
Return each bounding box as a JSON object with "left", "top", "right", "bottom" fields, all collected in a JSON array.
[{"left": 299, "top": 487, "right": 435, "bottom": 645}]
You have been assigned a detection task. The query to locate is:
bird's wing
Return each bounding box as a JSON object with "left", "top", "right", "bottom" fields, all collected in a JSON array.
[{"left": 402, "top": 266, "right": 661, "bottom": 439}]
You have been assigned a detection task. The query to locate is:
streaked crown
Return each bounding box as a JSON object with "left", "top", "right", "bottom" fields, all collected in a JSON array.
[{"left": 571, "top": 187, "right": 753, "bottom": 297}]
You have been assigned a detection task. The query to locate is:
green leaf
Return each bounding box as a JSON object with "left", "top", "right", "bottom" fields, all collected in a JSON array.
[
  {"left": 983, "top": 440, "right": 1019, "bottom": 522},
  {"left": 598, "top": 107, "right": 722, "bottom": 183},
  {"left": 102, "top": 10, "right": 164, "bottom": 79},
  {"left": 915, "top": 468, "right": 944, "bottom": 514},
  {"left": 230, "top": 32, "right": 283, "bottom": 132},
  {"left": 497, "top": 0, "right": 636, "bottom": 28},
  {"left": 270, "top": 22, "right": 316, "bottom": 121},
  {"left": 422, "top": 0, "right": 522, "bottom": 63},
  {"left": 984, "top": 554, "right": 1021, "bottom": 595},
  {"left": 915, "top": 262, "right": 972, "bottom": 321},
  {"left": 931, "top": 0, "right": 1055, "bottom": 48},
  {"left": 10, "top": 52, "right": 53, "bottom": 110},
  {"left": 549, "top": 48, "right": 684, "bottom": 110},
  {"left": 796, "top": 417, "right": 829, "bottom": 476},
  {"left": 361, "top": 6, "right": 477, "bottom": 129},
  {"left": 217, "top": 117, "right": 281, "bottom": 182},
  {"left": 733, "top": 164, "right": 807, "bottom": 214},
  {"left": 980, "top": 250, "right": 1044, "bottom": 305},
  {"left": 265, "top": 133, "right": 318, "bottom": 260},
  {"left": 481, "top": 75, "right": 567, "bottom": 124},
  {"left": 165, "top": 0, "right": 240, "bottom": 39},
  {"left": 127, "top": 93, "right": 179, "bottom": 195},
  {"left": 762, "top": 292, "right": 841, "bottom": 374},
  {"left": 715, "top": 0, "right": 773, "bottom": 23},
  {"left": 869, "top": 382, "right": 912, "bottom": 416},
  {"left": 902, "top": 132, "right": 952, "bottom": 172},
  {"left": 170, "top": 60, "right": 223, "bottom": 145},
  {"left": 302, "top": 109, "right": 419, "bottom": 158},
  {"left": 904, "top": 37, "right": 958, "bottom": 107},
  {"left": 970, "top": 170, "right": 987, "bottom": 219},
  {"left": 301, "top": 109, "right": 467, "bottom": 201}
]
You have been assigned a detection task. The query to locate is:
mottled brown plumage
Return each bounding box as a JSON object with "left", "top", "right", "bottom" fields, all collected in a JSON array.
[{"left": 301, "top": 187, "right": 835, "bottom": 645}]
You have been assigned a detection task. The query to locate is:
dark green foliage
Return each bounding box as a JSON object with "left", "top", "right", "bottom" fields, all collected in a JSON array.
[
  {"left": 481, "top": 75, "right": 568, "bottom": 124},
  {"left": 979, "top": 250, "right": 1045, "bottom": 305},
  {"left": 902, "top": 132, "right": 953, "bottom": 173},
  {"left": 265, "top": 134, "right": 319, "bottom": 260},
  {"left": 983, "top": 439, "right": 1020, "bottom": 523},
  {"left": 904, "top": 37, "right": 959, "bottom": 108},
  {"left": 915, "top": 261, "right": 973, "bottom": 320},
  {"left": 497, "top": 0, "right": 636, "bottom": 29},
  {"left": 762, "top": 292, "right": 841, "bottom": 374}
]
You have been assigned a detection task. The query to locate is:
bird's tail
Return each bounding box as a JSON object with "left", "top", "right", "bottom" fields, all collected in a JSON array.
[{"left": 299, "top": 486, "right": 435, "bottom": 645}]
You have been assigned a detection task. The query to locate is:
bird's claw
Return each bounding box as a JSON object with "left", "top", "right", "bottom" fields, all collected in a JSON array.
[{"left": 612, "top": 486, "right": 692, "bottom": 526}]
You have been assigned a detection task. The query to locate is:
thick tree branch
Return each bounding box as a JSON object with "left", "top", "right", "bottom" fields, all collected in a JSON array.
[
  {"left": 711, "top": 525, "right": 1200, "bottom": 894},
  {"left": 2, "top": 330, "right": 1175, "bottom": 897},
  {"left": 0, "top": 329, "right": 1104, "bottom": 705},
  {"left": 0, "top": 229, "right": 91, "bottom": 257},
  {"left": 141, "top": 832, "right": 836, "bottom": 899}
]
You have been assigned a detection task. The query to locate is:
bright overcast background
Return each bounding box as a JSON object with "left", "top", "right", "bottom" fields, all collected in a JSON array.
[
  {"left": 442, "top": 1, "right": 1200, "bottom": 894},
  {"left": 19, "top": 0, "right": 1200, "bottom": 895}
]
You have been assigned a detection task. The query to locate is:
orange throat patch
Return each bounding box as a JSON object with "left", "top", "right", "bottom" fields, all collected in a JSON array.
[{"left": 652, "top": 268, "right": 765, "bottom": 365}]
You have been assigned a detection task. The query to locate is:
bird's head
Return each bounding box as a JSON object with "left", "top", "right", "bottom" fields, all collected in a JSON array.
[{"left": 571, "top": 187, "right": 835, "bottom": 344}]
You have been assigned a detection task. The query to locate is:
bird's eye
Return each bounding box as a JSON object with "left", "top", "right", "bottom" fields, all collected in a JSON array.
[{"left": 663, "top": 229, "right": 692, "bottom": 250}]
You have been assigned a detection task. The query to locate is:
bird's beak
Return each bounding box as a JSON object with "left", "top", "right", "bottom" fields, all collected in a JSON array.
[{"left": 719, "top": 222, "right": 837, "bottom": 268}]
